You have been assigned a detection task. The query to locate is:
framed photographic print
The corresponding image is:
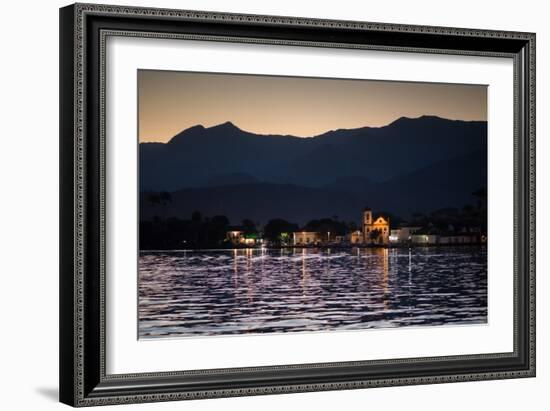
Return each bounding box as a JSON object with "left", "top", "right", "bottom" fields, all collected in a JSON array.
[{"left": 59, "top": 3, "right": 536, "bottom": 407}]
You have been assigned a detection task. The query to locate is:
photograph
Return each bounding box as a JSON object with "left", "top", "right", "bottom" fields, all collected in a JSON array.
[{"left": 137, "top": 70, "right": 489, "bottom": 339}]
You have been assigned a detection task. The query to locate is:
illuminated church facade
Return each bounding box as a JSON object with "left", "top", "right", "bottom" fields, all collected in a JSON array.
[{"left": 350, "top": 208, "right": 390, "bottom": 245}]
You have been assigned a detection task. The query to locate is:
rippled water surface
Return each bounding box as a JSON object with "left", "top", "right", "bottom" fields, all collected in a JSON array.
[{"left": 139, "top": 247, "right": 487, "bottom": 338}]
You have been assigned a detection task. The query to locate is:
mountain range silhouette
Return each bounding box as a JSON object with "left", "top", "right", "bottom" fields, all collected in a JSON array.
[{"left": 140, "top": 116, "right": 487, "bottom": 223}]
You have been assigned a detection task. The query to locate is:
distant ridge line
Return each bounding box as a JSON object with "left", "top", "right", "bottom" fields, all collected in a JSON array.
[{"left": 141, "top": 115, "right": 488, "bottom": 144}]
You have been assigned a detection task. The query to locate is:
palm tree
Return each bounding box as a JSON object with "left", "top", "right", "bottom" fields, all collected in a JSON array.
[{"left": 369, "top": 228, "right": 381, "bottom": 244}]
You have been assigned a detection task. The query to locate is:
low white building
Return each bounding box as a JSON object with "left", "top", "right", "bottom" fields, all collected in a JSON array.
[
  {"left": 410, "top": 234, "right": 439, "bottom": 245},
  {"left": 350, "top": 230, "right": 363, "bottom": 244},
  {"left": 389, "top": 226, "right": 422, "bottom": 243}
]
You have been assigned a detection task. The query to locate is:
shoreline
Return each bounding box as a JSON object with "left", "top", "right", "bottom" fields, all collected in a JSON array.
[{"left": 139, "top": 243, "right": 487, "bottom": 252}]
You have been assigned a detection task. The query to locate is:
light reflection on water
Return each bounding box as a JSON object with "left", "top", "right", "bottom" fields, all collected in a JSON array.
[{"left": 138, "top": 247, "right": 487, "bottom": 338}]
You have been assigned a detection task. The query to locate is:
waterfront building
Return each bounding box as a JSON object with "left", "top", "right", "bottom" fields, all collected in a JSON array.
[
  {"left": 226, "top": 230, "right": 245, "bottom": 245},
  {"left": 362, "top": 208, "right": 390, "bottom": 245},
  {"left": 226, "top": 230, "right": 261, "bottom": 246},
  {"left": 293, "top": 231, "right": 323, "bottom": 245},
  {"left": 389, "top": 226, "right": 422, "bottom": 244},
  {"left": 350, "top": 230, "right": 363, "bottom": 244},
  {"left": 410, "top": 231, "right": 481, "bottom": 245},
  {"left": 410, "top": 233, "right": 439, "bottom": 245}
]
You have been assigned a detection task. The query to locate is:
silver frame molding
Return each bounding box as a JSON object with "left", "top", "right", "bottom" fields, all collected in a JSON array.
[{"left": 60, "top": 3, "right": 535, "bottom": 407}]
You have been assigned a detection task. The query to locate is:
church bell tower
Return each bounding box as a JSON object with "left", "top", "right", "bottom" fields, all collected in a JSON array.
[
  {"left": 363, "top": 208, "right": 372, "bottom": 242},
  {"left": 363, "top": 208, "right": 372, "bottom": 225}
]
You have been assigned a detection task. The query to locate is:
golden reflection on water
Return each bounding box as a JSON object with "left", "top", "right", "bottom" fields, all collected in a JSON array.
[
  {"left": 229, "top": 247, "right": 393, "bottom": 309},
  {"left": 368, "top": 248, "right": 390, "bottom": 310},
  {"left": 232, "top": 248, "right": 238, "bottom": 288},
  {"left": 301, "top": 248, "right": 309, "bottom": 298},
  {"left": 245, "top": 248, "right": 254, "bottom": 303}
]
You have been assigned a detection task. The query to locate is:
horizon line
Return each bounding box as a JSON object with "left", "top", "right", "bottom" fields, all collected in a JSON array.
[{"left": 140, "top": 114, "right": 487, "bottom": 144}]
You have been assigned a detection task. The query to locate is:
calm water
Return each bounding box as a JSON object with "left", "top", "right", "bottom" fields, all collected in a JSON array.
[{"left": 138, "top": 247, "right": 487, "bottom": 338}]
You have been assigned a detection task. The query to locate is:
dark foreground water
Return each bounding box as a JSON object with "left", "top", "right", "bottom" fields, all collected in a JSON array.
[{"left": 138, "top": 247, "right": 487, "bottom": 338}]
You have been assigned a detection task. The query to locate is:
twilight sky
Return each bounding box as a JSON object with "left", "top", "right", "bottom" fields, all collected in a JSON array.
[{"left": 138, "top": 70, "right": 487, "bottom": 143}]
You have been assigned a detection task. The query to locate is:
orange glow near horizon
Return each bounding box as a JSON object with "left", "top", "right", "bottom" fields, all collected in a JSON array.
[{"left": 138, "top": 70, "right": 488, "bottom": 143}]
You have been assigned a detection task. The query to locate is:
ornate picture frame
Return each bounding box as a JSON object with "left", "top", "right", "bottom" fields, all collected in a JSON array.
[{"left": 59, "top": 3, "right": 535, "bottom": 407}]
